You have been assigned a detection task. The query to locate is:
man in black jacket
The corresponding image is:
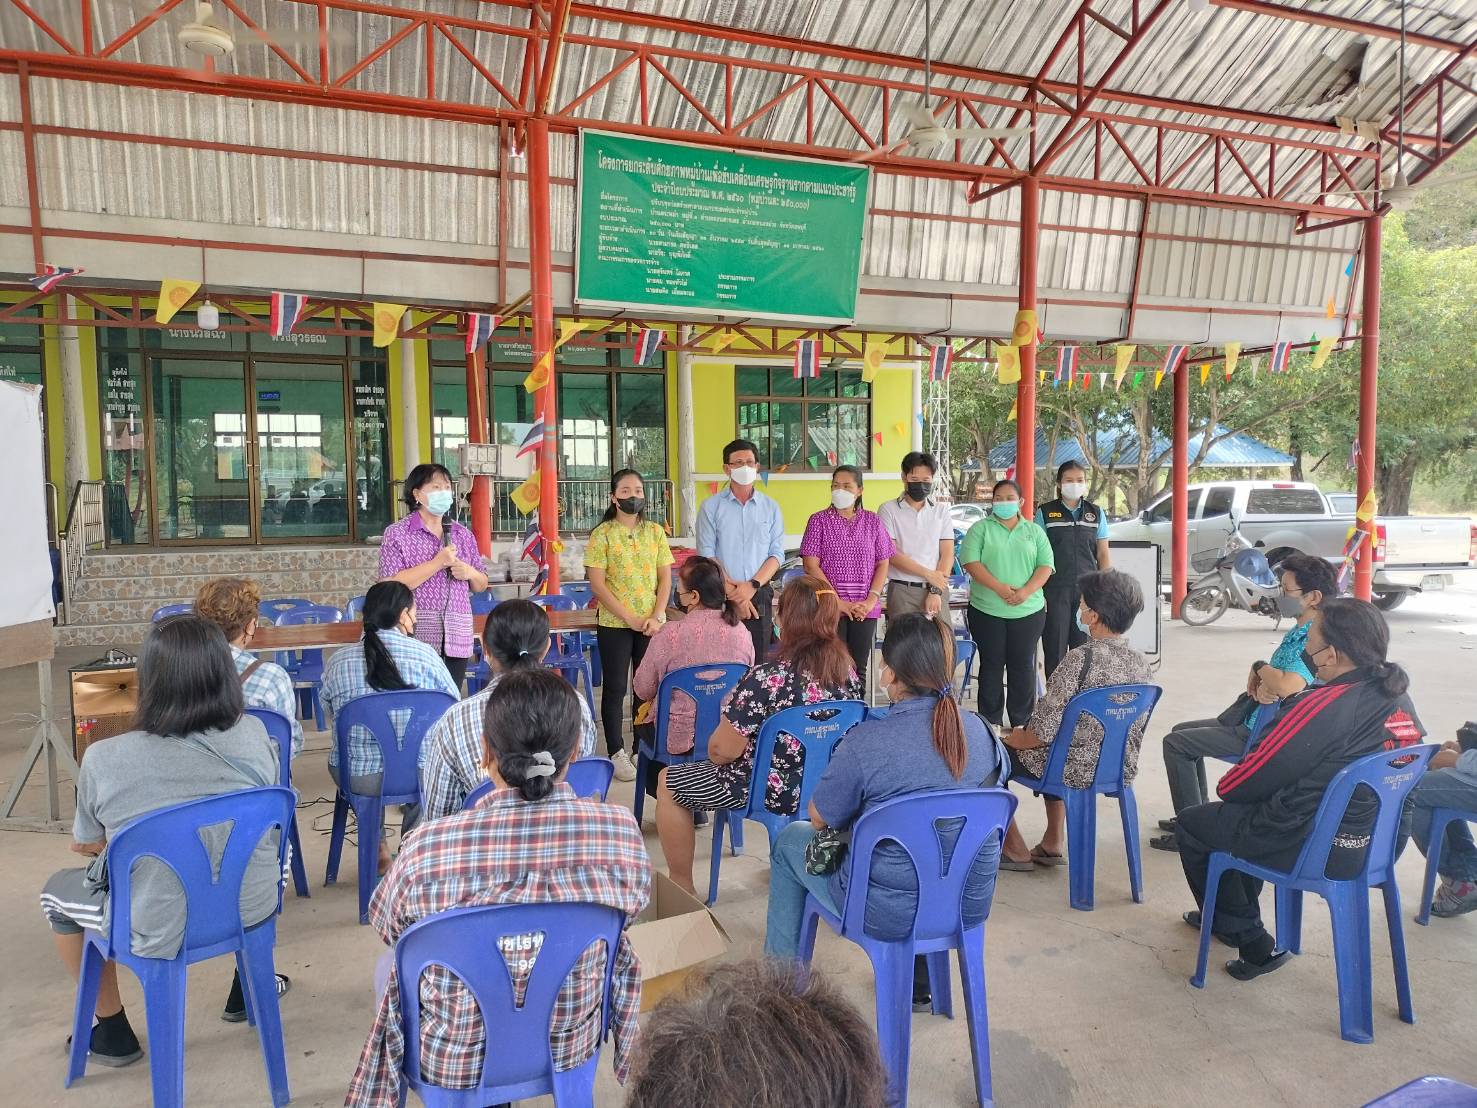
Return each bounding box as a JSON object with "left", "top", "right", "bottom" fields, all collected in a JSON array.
[{"left": 1177, "top": 599, "right": 1424, "bottom": 979}]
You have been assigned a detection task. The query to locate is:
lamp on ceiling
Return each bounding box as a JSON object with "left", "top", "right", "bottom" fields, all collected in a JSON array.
[{"left": 196, "top": 299, "right": 219, "bottom": 330}]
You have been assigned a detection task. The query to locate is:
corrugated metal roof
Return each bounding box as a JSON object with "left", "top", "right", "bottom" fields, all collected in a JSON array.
[{"left": 989, "top": 424, "right": 1296, "bottom": 469}]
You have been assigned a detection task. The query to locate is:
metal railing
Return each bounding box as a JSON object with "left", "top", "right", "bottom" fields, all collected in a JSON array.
[
  {"left": 487, "top": 478, "right": 676, "bottom": 535},
  {"left": 59, "top": 481, "right": 105, "bottom": 624}
]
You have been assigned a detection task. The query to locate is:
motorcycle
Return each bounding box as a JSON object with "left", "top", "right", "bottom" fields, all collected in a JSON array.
[{"left": 1180, "top": 527, "right": 1285, "bottom": 627}]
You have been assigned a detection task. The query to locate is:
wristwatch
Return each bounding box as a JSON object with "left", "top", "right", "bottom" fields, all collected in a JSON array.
[
  {"left": 925, "top": 584, "right": 944, "bottom": 596},
  {"left": 748, "top": 578, "right": 762, "bottom": 591}
]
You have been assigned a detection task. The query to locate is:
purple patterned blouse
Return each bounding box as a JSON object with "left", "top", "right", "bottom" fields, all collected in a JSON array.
[
  {"left": 798, "top": 506, "right": 895, "bottom": 618},
  {"left": 377, "top": 512, "right": 488, "bottom": 660}
]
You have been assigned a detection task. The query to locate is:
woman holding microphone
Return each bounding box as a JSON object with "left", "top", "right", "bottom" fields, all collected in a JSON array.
[{"left": 378, "top": 463, "right": 489, "bottom": 687}]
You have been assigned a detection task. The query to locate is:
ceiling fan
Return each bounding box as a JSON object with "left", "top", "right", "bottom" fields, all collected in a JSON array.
[
  {"left": 857, "top": 0, "right": 1032, "bottom": 162},
  {"left": 1326, "top": 0, "right": 1477, "bottom": 210},
  {"left": 111, "top": 1, "right": 352, "bottom": 63}
]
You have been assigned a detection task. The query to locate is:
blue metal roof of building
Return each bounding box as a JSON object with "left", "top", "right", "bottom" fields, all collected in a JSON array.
[{"left": 987, "top": 426, "right": 1294, "bottom": 470}]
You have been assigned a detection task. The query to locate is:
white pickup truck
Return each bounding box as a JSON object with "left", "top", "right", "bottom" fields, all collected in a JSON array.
[{"left": 1108, "top": 480, "right": 1476, "bottom": 609}]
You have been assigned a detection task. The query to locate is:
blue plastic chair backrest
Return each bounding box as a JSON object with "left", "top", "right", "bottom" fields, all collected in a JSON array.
[
  {"left": 343, "top": 595, "right": 368, "bottom": 621},
  {"left": 334, "top": 689, "right": 458, "bottom": 798},
  {"left": 1038, "top": 684, "right": 1163, "bottom": 792},
  {"left": 779, "top": 564, "right": 808, "bottom": 584},
  {"left": 531, "top": 594, "right": 577, "bottom": 612},
  {"left": 470, "top": 590, "right": 499, "bottom": 616},
  {"left": 102, "top": 787, "right": 294, "bottom": 958},
  {"left": 654, "top": 664, "right": 750, "bottom": 759},
  {"left": 748, "top": 700, "right": 867, "bottom": 820},
  {"left": 151, "top": 603, "right": 194, "bottom": 622},
  {"left": 1289, "top": 743, "right": 1437, "bottom": 882},
  {"left": 395, "top": 902, "right": 624, "bottom": 1095},
  {"left": 272, "top": 604, "right": 344, "bottom": 627},
  {"left": 559, "top": 582, "right": 596, "bottom": 607},
  {"left": 840, "top": 787, "right": 1018, "bottom": 942},
  {"left": 463, "top": 758, "right": 615, "bottom": 810},
  {"left": 244, "top": 707, "right": 293, "bottom": 788},
  {"left": 259, "top": 598, "right": 316, "bottom": 623}
]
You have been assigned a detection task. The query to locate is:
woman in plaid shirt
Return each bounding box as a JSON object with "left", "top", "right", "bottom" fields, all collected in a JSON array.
[{"left": 346, "top": 669, "right": 651, "bottom": 1107}]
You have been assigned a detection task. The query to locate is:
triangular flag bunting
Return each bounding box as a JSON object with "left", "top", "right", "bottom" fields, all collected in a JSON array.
[
  {"left": 996, "top": 346, "right": 1021, "bottom": 384},
  {"left": 634, "top": 327, "right": 663, "bottom": 366},
  {"left": 270, "top": 292, "right": 308, "bottom": 337},
  {"left": 893, "top": 420, "right": 907, "bottom": 437},
  {"left": 1008, "top": 399, "right": 1017, "bottom": 422},
  {"left": 1325, "top": 296, "right": 1337, "bottom": 319},
  {"left": 1154, "top": 369, "right": 1165, "bottom": 390},
  {"left": 1113, "top": 344, "right": 1135, "bottom": 388},
  {"left": 1098, "top": 373, "right": 1107, "bottom": 389},
  {"left": 509, "top": 470, "right": 541, "bottom": 514},
  {"left": 1223, "top": 341, "right": 1240, "bottom": 381},
  {"left": 862, "top": 339, "right": 886, "bottom": 383},
  {"left": 1200, "top": 364, "right": 1210, "bottom": 385},
  {"left": 1133, "top": 371, "right": 1143, "bottom": 388},
  {"left": 1310, "top": 335, "right": 1336, "bottom": 370},
  {"left": 372, "top": 302, "right": 408, "bottom": 348},
  {"left": 557, "top": 319, "right": 590, "bottom": 348},
  {"left": 524, "top": 351, "right": 553, "bottom": 393},
  {"left": 709, "top": 328, "right": 737, "bottom": 354},
  {"left": 465, "top": 311, "right": 499, "bottom": 354},
  {"left": 154, "top": 279, "right": 200, "bottom": 326},
  {"left": 873, "top": 431, "right": 883, "bottom": 445}
]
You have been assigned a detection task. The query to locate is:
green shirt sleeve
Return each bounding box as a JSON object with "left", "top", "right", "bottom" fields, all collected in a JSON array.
[
  {"left": 1033, "top": 522, "right": 1056, "bottom": 570},
  {"left": 583, "top": 523, "right": 609, "bottom": 569},
  {"left": 959, "top": 521, "right": 984, "bottom": 565}
]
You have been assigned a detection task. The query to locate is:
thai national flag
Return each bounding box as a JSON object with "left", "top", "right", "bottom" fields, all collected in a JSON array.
[
  {"left": 270, "top": 292, "right": 308, "bottom": 337},
  {"left": 28, "top": 264, "right": 82, "bottom": 293},
  {"left": 465, "top": 311, "right": 498, "bottom": 354},
  {"left": 1003, "top": 464, "right": 1017, "bottom": 482},
  {"left": 928, "top": 344, "right": 954, "bottom": 382},
  {"left": 793, "top": 339, "right": 821, "bottom": 379},
  {"left": 516, "top": 420, "right": 545, "bottom": 460},
  {"left": 521, "top": 512, "right": 542, "bottom": 562},
  {"left": 1056, "top": 344, "right": 1078, "bottom": 383},
  {"left": 1269, "top": 341, "right": 1293, "bottom": 373},
  {"left": 1161, "top": 344, "right": 1187, "bottom": 377},
  {"left": 634, "top": 328, "right": 663, "bottom": 366}
]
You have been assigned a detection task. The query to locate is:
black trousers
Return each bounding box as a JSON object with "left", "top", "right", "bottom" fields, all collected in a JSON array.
[
  {"left": 742, "top": 584, "right": 775, "bottom": 663},
  {"left": 1177, "top": 801, "right": 1301, "bottom": 951},
  {"left": 1041, "top": 581, "right": 1088, "bottom": 679},
  {"left": 966, "top": 606, "right": 1046, "bottom": 729},
  {"left": 441, "top": 654, "right": 469, "bottom": 690},
  {"left": 835, "top": 616, "right": 878, "bottom": 696},
  {"left": 593, "top": 626, "right": 650, "bottom": 757}
]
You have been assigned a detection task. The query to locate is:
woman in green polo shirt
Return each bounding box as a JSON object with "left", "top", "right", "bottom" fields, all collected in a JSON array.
[{"left": 958, "top": 479, "right": 1055, "bottom": 731}]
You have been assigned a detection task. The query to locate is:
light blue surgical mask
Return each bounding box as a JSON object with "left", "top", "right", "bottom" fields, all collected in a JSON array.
[
  {"left": 992, "top": 500, "right": 1020, "bottom": 520},
  {"left": 424, "top": 489, "right": 455, "bottom": 516},
  {"left": 1076, "top": 609, "right": 1090, "bottom": 635}
]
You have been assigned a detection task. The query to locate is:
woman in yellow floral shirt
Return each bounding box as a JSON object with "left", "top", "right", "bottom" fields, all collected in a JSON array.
[{"left": 585, "top": 469, "right": 674, "bottom": 781}]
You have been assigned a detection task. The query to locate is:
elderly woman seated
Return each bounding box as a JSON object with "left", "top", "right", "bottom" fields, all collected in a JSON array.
[{"left": 999, "top": 569, "right": 1151, "bottom": 870}]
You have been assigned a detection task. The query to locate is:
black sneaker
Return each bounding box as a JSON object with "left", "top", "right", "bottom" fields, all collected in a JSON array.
[
  {"left": 1157, "top": 817, "right": 1178, "bottom": 833},
  {"left": 86, "top": 1010, "right": 143, "bottom": 1068},
  {"left": 222, "top": 970, "right": 293, "bottom": 1023},
  {"left": 911, "top": 954, "right": 932, "bottom": 1012},
  {"left": 1149, "top": 833, "right": 1180, "bottom": 853}
]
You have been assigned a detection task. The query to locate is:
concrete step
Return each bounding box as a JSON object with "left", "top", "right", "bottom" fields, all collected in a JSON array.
[
  {"left": 70, "top": 565, "right": 372, "bottom": 607},
  {"left": 55, "top": 622, "right": 151, "bottom": 650},
  {"left": 67, "top": 584, "right": 366, "bottom": 628},
  {"left": 81, "top": 545, "right": 381, "bottom": 581}
]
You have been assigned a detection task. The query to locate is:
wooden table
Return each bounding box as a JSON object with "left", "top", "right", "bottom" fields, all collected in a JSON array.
[{"left": 250, "top": 608, "right": 600, "bottom": 651}]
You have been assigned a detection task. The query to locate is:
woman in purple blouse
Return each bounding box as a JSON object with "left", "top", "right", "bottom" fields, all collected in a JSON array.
[
  {"left": 377, "top": 463, "right": 490, "bottom": 687},
  {"left": 799, "top": 465, "right": 893, "bottom": 695}
]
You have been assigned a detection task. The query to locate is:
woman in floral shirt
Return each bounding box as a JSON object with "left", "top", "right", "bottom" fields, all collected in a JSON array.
[{"left": 656, "top": 575, "right": 862, "bottom": 896}]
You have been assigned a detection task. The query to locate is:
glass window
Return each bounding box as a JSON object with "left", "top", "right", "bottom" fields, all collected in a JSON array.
[
  {"left": 150, "top": 357, "right": 251, "bottom": 541},
  {"left": 616, "top": 373, "right": 667, "bottom": 477},
  {"left": 558, "top": 373, "right": 611, "bottom": 481},
  {"left": 1201, "top": 486, "right": 1235, "bottom": 519},
  {"left": 1246, "top": 487, "right": 1326, "bottom": 515},
  {"left": 352, "top": 357, "right": 393, "bottom": 539},
  {"left": 734, "top": 364, "right": 871, "bottom": 471},
  {"left": 1146, "top": 489, "right": 1202, "bottom": 523},
  {"left": 255, "top": 361, "right": 349, "bottom": 540},
  {"left": 99, "top": 350, "right": 149, "bottom": 545},
  {"left": 431, "top": 363, "right": 470, "bottom": 475}
]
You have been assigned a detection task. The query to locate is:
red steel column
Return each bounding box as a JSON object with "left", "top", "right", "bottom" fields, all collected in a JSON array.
[
  {"left": 1354, "top": 212, "right": 1381, "bottom": 602},
  {"left": 1171, "top": 357, "right": 1190, "bottom": 618},
  {"left": 1016, "top": 175, "right": 1040, "bottom": 507},
  {"left": 527, "top": 116, "right": 561, "bottom": 590},
  {"left": 465, "top": 345, "right": 491, "bottom": 557}
]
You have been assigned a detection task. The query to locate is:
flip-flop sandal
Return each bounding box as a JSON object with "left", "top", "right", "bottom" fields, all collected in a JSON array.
[
  {"left": 1182, "top": 911, "right": 1236, "bottom": 948},
  {"left": 999, "top": 858, "right": 1037, "bottom": 872},
  {"left": 1149, "top": 834, "right": 1180, "bottom": 852},
  {"left": 1225, "top": 951, "right": 1291, "bottom": 981},
  {"left": 1030, "top": 845, "right": 1067, "bottom": 867}
]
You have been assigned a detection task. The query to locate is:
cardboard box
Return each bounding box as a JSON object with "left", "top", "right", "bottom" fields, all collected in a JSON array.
[{"left": 627, "top": 872, "right": 732, "bottom": 1011}]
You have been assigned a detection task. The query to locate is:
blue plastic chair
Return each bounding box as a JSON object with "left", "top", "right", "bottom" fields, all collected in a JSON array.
[
  {"left": 779, "top": 564, "right": 808, "bottom": 585},
  {"left": 559, "top": 581, "right": 603, "bottom": 686},
  {"left": 1009, "top": 683, "right": 1162, "bottom": 911},
  {"left": 1415, "top": 805, "right": 1477, "bottom": 926},
  {"left": 955, "top": 637, "right": 977, "bottom": 697},
  {"left": 342, "top": 594, "right": 367, "bottom": 621},
  {"left": 530, "top": 595, "right": 596, "bottom": 712},
  {"left": 632, "top": 663, "right": 750, "bottom": 825},
  {"left": 464, "top": 757, "right": 617, "bottom": 810},
  {"left": 325, "top": 689, "right": 458, "bottom": 923},
  {"left": 465, "top": 592, "right": 502, "bottom": 695},
  {"left": 151, "top": 602, "right": 194, "bottom": 622},
  {"left": 66, "top": 788, "right": 296, "bottom": 1107},
  {"left": 394, "top": 902, "right": 623, "bottom": 1107},
  {"left": 258, "top": 597, "right": 315, "bottom": 624},
  {"left": 270, "top": 604, "right": 343, "bottom": 730},
  {"left": 799, "top": 787, "right": 1018, "bottom": 1108},
  {"left": 708, "top": 699, "right": 867, "bottom": 906},
  {"left": 244, "top": 707, "right": 310, "bottom": 899},
  {"left": 1191, "top": 743, "right": 1438, "bottom": 1043},
  {"left": 1364, "top": 1076, "right": 1477, "bottom": 1106},
  {"left": 470, "top": 589, "right": 499, "bottom": 616}
]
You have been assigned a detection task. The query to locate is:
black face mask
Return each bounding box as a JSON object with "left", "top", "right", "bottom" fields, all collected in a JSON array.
[
  {"left": 616, "top": 496, "right": 645, "bottom": 515},
  {"left": 1301, "top": 650, "right": 1318, "bottom": 676},
  {"left": 905, "top": 481, "right": 932, "bottom": 503}
]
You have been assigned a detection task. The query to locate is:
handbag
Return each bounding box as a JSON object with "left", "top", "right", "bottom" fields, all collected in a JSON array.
[
  {"left": 804, "top": 827, "right": 848, "bottom": 876},
  {"left": 1215, "top": 692, "right": 1258, "bottom": 729}
]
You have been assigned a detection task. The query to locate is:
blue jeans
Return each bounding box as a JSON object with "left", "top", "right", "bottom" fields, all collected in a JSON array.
[
  {"left": 764, "top": 821, "right": 843, "bottom": 959},
  {"left": 1401, "top": 768, "right": 1477, "bottom": 883}
]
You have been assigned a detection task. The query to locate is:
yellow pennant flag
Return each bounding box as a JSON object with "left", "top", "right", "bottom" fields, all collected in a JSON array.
[
  {"left": 1326, "top": 296, "right": 1337, "bottom": 319},
  {"left": 1356, "top": 489, "right": 1377, "bottom": 523},
  {"left": 1010, "top": 310, "right": 1038, "bottom": 347},
  {"left": 1200, "top": 363, "right": 1210, "bottom": 386},
  {"left": 861, "top": 339, "right": 887, "bottom": 383},
  {"left": 1154, "top": 369, "right": 1165, "bottom": 390},
  {"left": 524, "top": 350, "right": 553, "bottom": 393},
  {"left": 1008, "top": 399, "right": 1018, "bottom": 422},
  {"left": 509, "top": 470, "right": 541, "bottom": 515},
  {"left": 372, "top": 303, "right": 408, "bottom": 348},
  {"left": 1037, "top": 370, "right": 1046, "bottom": 384},
  {"left": 557, "top": 319, "right": 589, "bottom": 348},
  {"left": 154, "top": 279, "right": 200, "bottom": 326},
  {"left": 709, "top": 328, "right": 737, "bottom": 354},
  {"left": 893, "top": 420, "right": 907, "bottom": 437},
  {"left": 1223, "top": 341, "right": 1241, "bottom": 380},
  {"left": 996, "top": 345, "right": 1021, "bottom": 385},
  {"left": 1310, "top": 334, "right": 1337, "bottom": 370},
  {"left": 1114, "top": 344, "right": 1136, "bottom": 388}
]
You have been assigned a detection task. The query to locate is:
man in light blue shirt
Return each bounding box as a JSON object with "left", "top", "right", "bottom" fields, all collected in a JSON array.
[{"left": 696, "top": 438, "right": 786, "bottom": 660}]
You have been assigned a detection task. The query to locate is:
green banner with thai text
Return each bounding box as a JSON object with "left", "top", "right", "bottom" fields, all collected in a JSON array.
[{"left": 575, "top": 132, "right": 870, "bottom": 323}]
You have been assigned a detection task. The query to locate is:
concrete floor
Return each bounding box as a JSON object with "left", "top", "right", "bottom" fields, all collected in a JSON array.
[{"left": 2, "top": 583, "right": 1475, "bottom": 1107}]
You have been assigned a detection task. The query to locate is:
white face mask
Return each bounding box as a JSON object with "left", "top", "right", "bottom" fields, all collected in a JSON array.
[
  {"left": 1061, "top": 481, "right": 1088, "bottom": 501},
  {"left": 729, "top": 465, "right": 758, "bottom": 487},
  {"left": 831, "top": 489, "right": 857, "bottom": 510}
]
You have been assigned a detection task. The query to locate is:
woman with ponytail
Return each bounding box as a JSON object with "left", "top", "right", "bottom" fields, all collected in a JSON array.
[
  {"left": 656, "top": 575, "right": 862, "bottom": 895},
  {"left": 1177, "top": 597, "right": 1426, "bottom": 982},
  {"left": 348, "top": 669, "right": 651, "bottom": 1106},
  {"left": 322, "top": 581, "right": 460, "bottom": 864},
  {"left": 762, "top": 613, "right": 1004, "bottom": 1003}
]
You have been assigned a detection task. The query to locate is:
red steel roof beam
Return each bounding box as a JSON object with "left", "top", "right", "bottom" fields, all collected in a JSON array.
[
  {"left": 534, "top": 0, "right": 574, "bottom": 115},
  {"left": 1209, "top": 0, "right": 1468, "bottom": 54}
]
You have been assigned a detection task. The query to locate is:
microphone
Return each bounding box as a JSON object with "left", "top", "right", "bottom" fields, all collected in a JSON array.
[{"left": 442, "top": 512, "right": 456, "bottom": 579}]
